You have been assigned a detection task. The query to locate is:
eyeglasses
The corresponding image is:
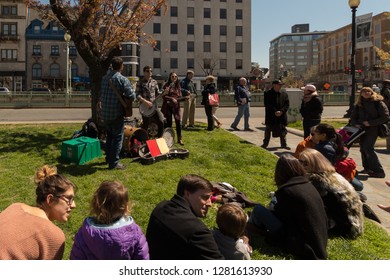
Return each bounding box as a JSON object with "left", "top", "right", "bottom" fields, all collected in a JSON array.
[{"left": 55, "top": 195, "right": 75, "bottom": 206}]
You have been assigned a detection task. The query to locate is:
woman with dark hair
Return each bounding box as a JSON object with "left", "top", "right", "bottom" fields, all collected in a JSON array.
[
  {"left": 248, "top": 154, "right": 328, "bottom": 260},
  {"left": 0, "top": 165, "right": 76, "bottom": 259},
  {"left": 350, "top": 87, "right": 390, "bottom": 178},
  {"left": 161, "top": 72, "right": 188, "bottom": 145},
  {"left": 312, "top": 123, "right": 344, "bottom": 165}
]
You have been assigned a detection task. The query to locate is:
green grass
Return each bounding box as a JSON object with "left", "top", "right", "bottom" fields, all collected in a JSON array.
[
  {"left": 1, "top": 123, "right": 389, "bottom": 260},
  {"left": 288, "top": 120, "right": 349, "bottom": 131}
]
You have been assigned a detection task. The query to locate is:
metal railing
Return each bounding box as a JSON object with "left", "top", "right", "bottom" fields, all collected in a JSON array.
[{"left": 0, "top": 91, "right": 353, "bottom": 108}]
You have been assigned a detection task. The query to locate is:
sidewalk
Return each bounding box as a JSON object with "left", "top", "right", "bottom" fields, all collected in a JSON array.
[{"left": 214, "top": 115, "right": 390, "bottom": 234}]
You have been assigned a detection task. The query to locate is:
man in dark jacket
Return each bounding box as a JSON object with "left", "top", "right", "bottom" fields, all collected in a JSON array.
[
  {"left": 261, "top": 80, "right": 290, "bottom": 149},
  {"left": 146, "top": 174, "right": 224, "bottom": 260}
]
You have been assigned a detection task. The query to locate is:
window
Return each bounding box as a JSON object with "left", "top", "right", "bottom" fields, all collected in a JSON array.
[
  {"left": 236, "top": 59, "right": 243, "bottom": 69},
  {"left": 170, "top": 6, "right": 178, "bottom": 17},
  {"left": 220, "top": 25, "right": 227, "bottom": 36},
  {"left": 171, "top": 24, "right": 178, "bottom": 34},
  {"left": 153, "top": 58, "right": 160, "bottom": 69},
  {"left": 1, "top": 49, "right": 17, "bottom": 61},
  {"left": 51, "top": 45, "right": 59, "bottom": 56},
  {"left": 71, "top": 63, "right": 78, "bottom": 78},
  {"left": 187, "top": 7, "right": 194, "bottom": 18},
  {"left": 236, "top": 26, "right": 243, "bottom": 36},
  {"left": 204, "top": 25, "right": 211, "bottom": 36},
  {"left": 187, "top": 24, "right": 194, "bottom": 35},
  {"left": 50, "top": 63, "right": 60, "bottom": 77},
  {"left": 1, "top": 23, "right": 17, "bottom": 36},
  {"left": 170, "top": 58, "right": 178, "bottom": 69},
  {"left": 32, "top": 63, "right": 42, "bottom": 79},
  {"left": 204, "top": 8, "right": 211, "bottom": 18},
  {"left": 33, "top": 25, "right": 40, "bottom": 34},
  {"left": 187, "top": 41, "right": 194, "bottom": 52},
  {"left": 220, "top": 59, "right": 227, "bottom": 69},
  {"left": 170, "top": 41, "right": 178, "bottom": 52},
  {"left": 52, "top": 26, "right": 59, "bottom": 32},
  {"left": 220, "top": 9, "right": 227, "bottom": 19},
  {"left": 236, "top": 0, "right": 242, "bottom": 2},
  {"left": 204, "top": 59, "right": 211, "bottom": 69},
  {"left": 236, "top": 9, "right": 243, "bottom": 20},
  {"left": 154, "top": 40, "right": 161, "bottom": 51},
  {"left": 69, "top": 46, "right": 77, "bottom": 56},
  {"left": 187, "top": 58, "right": 194, "bottom": 69},
  {"left": 220, "top": 42, "right": 227, "bottom": 52},
  {"left": 153, "top": 23, "right": 161, "bottom": 34},
  {"left": 1, "top": 5, "right": 17, "bottom": 15},
  {"left": 236, "top": 42, "right": 243, "bottom": 53},
  {"left": 32, "top": 45, "right": 41, "bottom": 56},
  {"left": 204, "top": 42, "right": 211, "bottom": 52}
]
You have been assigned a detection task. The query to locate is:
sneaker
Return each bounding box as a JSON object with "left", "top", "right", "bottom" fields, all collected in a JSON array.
[
  {"left": 182, "top": 125, "right": 188, "bottom": 129},
  {"left": 230, "top": 126, "right": 240, "bottom": 131},
  {"left": 281, "top": 145, "right": 291, "bottom": 150},
  {"left": 367, "top": 171, "right": 386, "bottom": 178},
  {"left": 260, "top": 144, "right": 268, "bottom": 148},
  {"left": 109, "top": 163, "right": 126, "bottom": 170},
  {"left": 178, "top": 139, "right": 184, "bottom": 145},
  {"left": 244, "top": 128, "right": 254, "bottom": 132}
]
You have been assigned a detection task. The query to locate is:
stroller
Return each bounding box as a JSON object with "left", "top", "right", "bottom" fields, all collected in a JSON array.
[{"left": 337, "top": 126, "right": 365, "bottom": 148}]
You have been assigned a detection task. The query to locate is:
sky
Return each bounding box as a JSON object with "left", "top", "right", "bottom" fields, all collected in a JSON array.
[{"left": 251, "top": 0, "right": 387, "bottom": 68}]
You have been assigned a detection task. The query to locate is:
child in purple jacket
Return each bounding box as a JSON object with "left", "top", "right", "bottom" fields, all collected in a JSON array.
[{"left": 70, "top": 181, "right": 149, "bottom": 260}]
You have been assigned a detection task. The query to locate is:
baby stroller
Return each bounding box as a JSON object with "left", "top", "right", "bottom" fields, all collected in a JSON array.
[{"left": 337, "top": 126, "right": 365, "bottom": 149}]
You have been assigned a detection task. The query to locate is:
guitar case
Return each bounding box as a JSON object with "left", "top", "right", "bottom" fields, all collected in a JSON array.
[{"left": 138, "top": 128, "right": 189, "bottom": 165}]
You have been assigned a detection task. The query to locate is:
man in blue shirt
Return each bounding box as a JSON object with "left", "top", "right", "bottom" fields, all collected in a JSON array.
[{"left": 101, "top": 57, "right": 136, "bottom": 169}]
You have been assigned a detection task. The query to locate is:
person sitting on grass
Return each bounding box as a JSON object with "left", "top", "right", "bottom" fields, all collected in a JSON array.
[
  {"left": 248, "top": 153, "right": 328, "bottom": 260},
  {"left": 299, "top": 149, "right": 364, "bottom": 239},
  {"left": 212, "top": 203, "right": 252, "bottom": 260},
  {"left": 70, "top": 181, "right": 149, "bottom": 260},
  {"left": 0, "top": 165, "right": 76, "bottom": 260}
]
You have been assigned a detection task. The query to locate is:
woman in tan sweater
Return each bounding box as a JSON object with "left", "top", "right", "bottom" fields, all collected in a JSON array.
[{"left": 0, "top": 165, "right": 76, "bottom": 260}]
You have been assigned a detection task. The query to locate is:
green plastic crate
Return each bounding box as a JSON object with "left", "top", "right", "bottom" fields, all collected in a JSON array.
[{"left": 61, "top": 137, "right": 102, "bottom": 165}]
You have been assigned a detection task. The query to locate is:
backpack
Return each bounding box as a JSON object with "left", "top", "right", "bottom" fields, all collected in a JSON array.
[{"left": 335, "top": 157, "right": 357, "bottom": 182}]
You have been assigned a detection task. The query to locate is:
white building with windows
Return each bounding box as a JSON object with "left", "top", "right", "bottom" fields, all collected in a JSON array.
[{"left": 139, "top": 0, "right": 251, "bottom": 91}]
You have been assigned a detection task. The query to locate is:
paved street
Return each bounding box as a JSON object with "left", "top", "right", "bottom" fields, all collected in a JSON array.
[{"left": 1, "top": 105, "right": 389, "bottom": 233}]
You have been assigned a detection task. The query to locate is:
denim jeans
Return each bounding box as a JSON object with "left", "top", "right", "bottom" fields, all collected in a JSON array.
[
  {"left": 104, "top": 117, "right": 124, "bottom": 168},
  {"left": 231, "top": 103, "right": 250, "bottom": 129},
  {"left": 249, "top": 204, "right": 283, "bottom": 233}
]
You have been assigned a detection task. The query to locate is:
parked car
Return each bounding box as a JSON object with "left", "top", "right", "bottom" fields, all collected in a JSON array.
[{"left": 0, "top": 87, "right": 10, "bottom": 94}]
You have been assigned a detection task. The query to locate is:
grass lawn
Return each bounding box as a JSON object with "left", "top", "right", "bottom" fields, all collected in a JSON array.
[
  {"left": 288, "top": 120, "right": 349, "bottom": 131},
  {"left": 0, "top": 122, "right": 389, "bottom": 260}
]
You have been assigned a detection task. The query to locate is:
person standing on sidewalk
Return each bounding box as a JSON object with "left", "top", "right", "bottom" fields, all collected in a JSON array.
[
  {"left": 261, "top": 80, "right": 290, "bottom": 149},
  {"left": 101, "top": 57, "right": 136, "bottom": 170},
  {"left": 350, "top": 87, "right": 390, "bottom": 178},
  {"left": 181, "top": 70, "right": 197, "bottom": 129},
  {"left": 230, "top": 77, "right": 254, "bottom": 131},
  {"left": 300, "top": 84, "right": 323, "bottom": 139}
]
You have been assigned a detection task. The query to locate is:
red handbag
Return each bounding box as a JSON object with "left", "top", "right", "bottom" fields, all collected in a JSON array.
[{"left": 208, "top": 93, "right": 220, "bottom": 106}]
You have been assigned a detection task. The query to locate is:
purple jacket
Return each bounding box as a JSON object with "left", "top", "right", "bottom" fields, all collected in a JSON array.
[{"left": 70, "top": 216, "right": 149, "bottom": 260}]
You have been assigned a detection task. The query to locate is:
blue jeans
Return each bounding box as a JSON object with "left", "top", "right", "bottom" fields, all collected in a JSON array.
[
  {"left": 231, "top": 103, "right": 250, "bottom": 129},
  {"left": 104, "top": 117, "right": 124, "bottom": 168},
  {"left": 351, "top": 177, "right": 364, "bottom": 191},
  {"left": 249, "top": 204, "right": 283, "bottom": 234}
]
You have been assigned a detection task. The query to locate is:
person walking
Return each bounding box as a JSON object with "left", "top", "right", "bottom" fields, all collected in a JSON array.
[
  {"left": 261, "top": 79, "right": 290, "bottom": 149},
  {"left": 380, "top": 79, "right": 390, "bottom": 109},
  {"left": 230, "top": 77, "right": 253, "bottom": 131},
  {"left": 136, "top": 66, "right": 164, "bottom": 137},
  {"left": 101, "top": 57, "right": 136, "bottom": 170},
  {"left": 300, "top": 84, "right": 323, "bottom": 139},
  {"left": 181, "top": 70, "right": 197, "bottom": 129},
  {"left": 350, "top": 87, "right": 390, "bottom": 178}
]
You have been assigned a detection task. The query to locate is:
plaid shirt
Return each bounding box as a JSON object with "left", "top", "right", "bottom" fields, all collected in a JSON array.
[
  {"left": 101, "top": 70, "right": 135, "bottom": 121},
  {"left": 136, "top": 78, "right": 160, "bottom": 101}
]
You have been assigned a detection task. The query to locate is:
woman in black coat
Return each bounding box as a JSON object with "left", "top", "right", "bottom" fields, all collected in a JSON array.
[
  {"left": 248, "top": 153, "right": 328, "bottom": 260},
  {"left": 201, "top": 75, "right": 217, "bottom": 131}
]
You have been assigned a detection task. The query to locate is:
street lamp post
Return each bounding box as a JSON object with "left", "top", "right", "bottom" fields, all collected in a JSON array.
[
  {"left": 344, "top": 0, "right": 360, "bottom": 118},
  {"left": 64, "top": 32, "right": 71, "bottom": 107}
]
